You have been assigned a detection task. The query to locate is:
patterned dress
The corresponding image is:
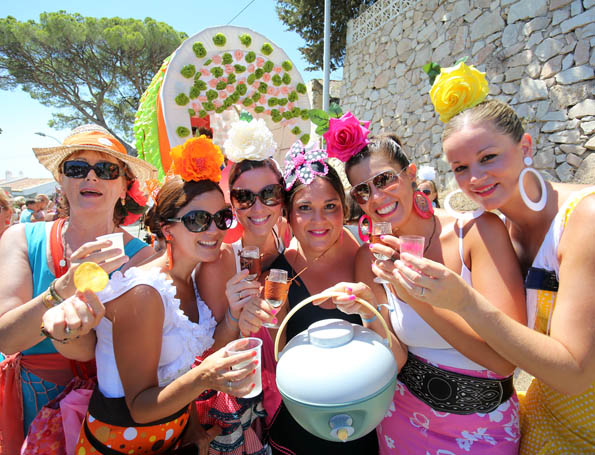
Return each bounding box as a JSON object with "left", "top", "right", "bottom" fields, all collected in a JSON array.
[{"left": 519, "top": 187, "right": 595, "bottom": 454}]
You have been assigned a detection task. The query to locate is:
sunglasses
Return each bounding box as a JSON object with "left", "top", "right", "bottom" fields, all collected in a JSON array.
[
  {"left": 421, "top": 189, "right": 432, "bottom": 196},
  {"left": 230, "top": 184, "right": 284, "bottom": 210},
  {"left": 167, "top": 207, "right": 233, "bottom": 233},
  {"left": 62, "top": 160, "right": 123, "bottom": 180},
  {"left": 350, "top": 168, "right": 407, "bottom": 204}
]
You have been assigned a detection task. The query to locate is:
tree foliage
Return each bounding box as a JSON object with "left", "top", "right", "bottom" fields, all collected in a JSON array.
[
  {"left": 0, "top": 11, "right": 186, "bottom": 151},
  {"left": 276, "top": 0, "right": 375, "bottom": 72}
]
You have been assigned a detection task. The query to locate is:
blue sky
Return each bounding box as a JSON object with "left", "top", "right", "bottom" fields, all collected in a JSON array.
[{"left": 0, "top": 0, "right": 341, "bottom": 178}]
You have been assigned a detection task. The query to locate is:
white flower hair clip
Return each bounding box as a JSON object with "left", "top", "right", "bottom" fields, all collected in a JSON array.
[
  {"left": 223, "top": 118, "right": 277, "bottom": 163},
  {"left": 418, "top": 165, "right": 436, "bottom": 181}
]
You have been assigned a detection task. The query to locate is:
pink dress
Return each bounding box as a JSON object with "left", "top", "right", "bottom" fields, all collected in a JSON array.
[{"left": 378, "top": 221, "right": 520, "bottom": 454}]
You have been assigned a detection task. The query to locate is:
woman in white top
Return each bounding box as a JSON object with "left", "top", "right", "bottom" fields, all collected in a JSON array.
[{"left": 330, "top": 133, "right": 526, "bottom": 454}]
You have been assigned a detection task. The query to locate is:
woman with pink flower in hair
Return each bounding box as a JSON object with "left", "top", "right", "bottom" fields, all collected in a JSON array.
[{"left": 322, "top": 112, "right": 526, "bottom": 453}]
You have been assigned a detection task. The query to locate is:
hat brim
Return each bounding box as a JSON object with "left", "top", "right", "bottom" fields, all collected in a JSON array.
[{"left": 33, "top": 144, "right": 158, "bottom": 182}]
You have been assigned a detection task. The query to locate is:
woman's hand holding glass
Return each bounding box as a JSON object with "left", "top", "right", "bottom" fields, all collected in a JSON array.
[
  {"left": 196, "top": 345, "right": 257, "bottom": 397},
  {"left": 323, "top": 282, "right": 377, "bottom": 321},
  {"left": 238, "top": 295, "right": 277, "bottom": 336},
  {"left": 225, "top": 269, "right": 261, "bottom": 323}
]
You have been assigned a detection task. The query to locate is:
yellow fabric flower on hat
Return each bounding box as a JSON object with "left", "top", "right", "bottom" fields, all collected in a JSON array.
[
  {"left": 429, "top": 62, "right": 489, "bottom": 123},
  {"left": 169, "top": 135, "right": 224, "bottom": 183}
]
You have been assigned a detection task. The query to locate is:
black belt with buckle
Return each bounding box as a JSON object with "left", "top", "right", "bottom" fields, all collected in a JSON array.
[
  {"left": 398, "top": 353, "right": 514, "bottom": 415},
  {"left": 525, "top": 267, "right": 559, "bottom": 292}
]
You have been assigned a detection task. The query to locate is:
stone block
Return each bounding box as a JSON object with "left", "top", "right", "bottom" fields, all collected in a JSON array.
[
  {"left": 523, "top": 17, "right": 551, "bottom": 36},
  {"left": 580, "top": 121, "right": 595, "bottom": 135},
  {"left": 574, "top": 153, "right": 595, "bottom": 184},
  {"left": 508, "top": 50, "right": 534, "bottom": 67},
  {"left": 560, "top": 10, "right": 595, "bottom": 34},
  {"left": 585, "top": 0, "right": 595, "bottom": 8},
  {"left": 587, "top": 137, "right": 595, "bottom": 150},
  {"left": 464, "top": 8, "right": 482, "bottom": 23},
  {"left": 542, "top": 111, "right": 568, "bottom": 121},
  {"left": 550, "top": 82, "right": 592, "bottom": 110},
  {"left": 550, "top": 0, "right": 573, "bottom": 9},
  {"left": 476, "top": 44, "right": 495, "bottom": 65},
  {"left": 560, "top": 144, "right": 587, "bottom": 155},
  {"left": 552, "top": 8, "right": 570, "bottom": 25},
  {"left": 556, "top": 162, "right": 574, "bottom": 181},
  {"left": 536, "top": 101, "right": 551, "bottom": 119},
  {"left": 548, "top": 130, "right": 581, "bottom": 143},
  {"left": 566, "top": 153, "right": 583, "bottom": 167},
  {"left": 505, "top": 66, "right": 525, "bottom": 82},
  {"left": 540, "top": 55, "right": 563, "bottom": 79},
  {"left": 489, "top": 84, "right": 502, "bottom": 95},
  {"left": 562, "top": 53, "right": 574, "bottom": 70},
  {"left": 527, "top": 61, "right": 541, "bottom": 78},
  {"left": 502, "top": 82, "right": 518, "bottom": 95},
  {"left": 535, "top": 38, "right": 564, "bottom": 62},
  {"left": 508, "top": 0, "right": 547, "bottom": 24},
  {"left": 555, "top": 65, "right": 595, "bottom": 85},
  {"left": 534, "top": 149, "right": 556, "bottom": 168},
  {"left": 573, "top": 40, "right": 590, "bottom": 65},
  {"left": 541, "top": 121, "right": 568, "bottom": 132},
  {"left": 576, "top": 23, "right": 595, "bottom": 40},
  {"left": 452, "top": 26, "right": 469, "bottom": 55},
  {"left": 433, "top": 41, "right": 452, "bottom": 63},
  {"left": 470, "top": 10, "right": 504, "bottom": 40},
  {"left": 502, "top": 23, "right": 521, "bottom": 47},
  {"left": 519, "top": 78, "right": 548, "bottom": 102},
  {"left": 570, "top": 0, "right": 583, "bottom": 16},
  {"left": 527, "top": 31, "right": 545, "bottom": 49},
  {"left": 556, "top": 153, "right": 568, "bottom": 163}
]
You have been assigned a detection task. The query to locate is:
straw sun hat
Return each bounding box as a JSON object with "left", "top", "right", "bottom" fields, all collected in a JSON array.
[{"left": 33, "top": 124, "right": 158, "bottom": 182}]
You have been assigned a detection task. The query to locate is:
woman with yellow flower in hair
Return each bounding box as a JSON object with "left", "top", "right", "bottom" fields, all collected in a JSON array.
[
  {"left": 51, "top": 135, "right": 258, "bottom": 454},
  {"left": 395, "top": 61, "right": 595, "bottom": 454}
]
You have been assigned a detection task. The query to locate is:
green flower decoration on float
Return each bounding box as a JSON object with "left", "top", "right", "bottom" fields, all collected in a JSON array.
[
  {"left": 188, "top": 108, "right": 196, "bottom": 116},
  {"left": 206, "top": 89, "right": 218, "bottom": 101},
  {"left": 245, "top": 51, "right": 256, "bottom": 63},
  {"left": 236, "top": 83, "right": 247, "bottom": 95},
  {"left": 267, "top": 98, "right": 277, "bottom": 107},
  {"left": 251, "top": 92, "right": 261, "bottom": 102},
  {"left": 288, "top": 91, "right": 298, "bottom": 102},
  {"left": 247, "top": 74, "right": 256, "bottom": 85},
  {"left": 272, "top": 115, "right": 282, "bottom": 123},
  {"left": 193, "top": 42, "right": 207, "bottom": 58},
  {"left": 189, "top": 86, "right": 201, "bottom": 98},
  {"left": 216, "top": 106, "right": 225, "bottom": 113},
  {"left": 261, "top": 43, "right": 274, "bottom": 55},
  {"left": 291, "top": 126, "right": 301, "bottom": 135},
  {"left": 277, "top": 98, "right": 288, "bottom": 106},
  {"left": 254, "top": 68, "right": 264, "bottom": 79},
  {"left": 223, "top": 98, "right": 233, "bottom": 108},
  {"left": 301, "top": 110, "right": 310, "bottom": 120},
  {"left": 213, "top": 33, "right": 227, "bottom": 46},
  {"left": 254, "top": 106, "right": 265, "bottom": 113},
  {"left": 258, "top": 82, "right": 268, "bottom": 94},
  {"left": 211, "top": 67, "right": 224, "bottom": 78},
  {"left": 271, "top": 109, "right": 280, "bottom": 117},
  {"left": 199, "top": 110, "right": 208, "bottom": 118},
  {"left": 282, "top": 111, "right": 293, "bottom": 120},
  {"left": 300, "top": 134, "right": 310, "bottom": 144},
  {"left": 282, "top": 73, "right": 291, "bottom": 85},
  {"left": 234, "top": 64, "right": 246, "bottom": 73},
  {"left": 227, "top": 73, "right": 237, "bottom": 84},
  {"left": 181, "top": 64, "right": 196, "bottom": 78},
  {"left": 239, "top": 33, "right": 252, "bottom": 47},
  {"left": 177, "top": 126, "right": 190, "bottom": 137},
  {"left": 204, "top": 59, "right": 212, "bottom": 66},
  {"left": 243, "top": 97, "right": 253, "bottom": 106},
  {"left": 282, "top": 60, "right": 293, "bottom": 72},
  {"left": 194, "top": 80, "right": 207, "bottom": 91},
  {"left": 222, "top": 53, "right": 233, "bottom": 65},
  {"left": 229, "top": 92, "right": 240, "bottom": 103},
  {"left": 263, "top": 61, "right": 274, "bottom": 73},
  {"left": 272, "top": 74, "right": 282, "bottom": 86},
  {"left": 292, "top": 107, "right": 302, "bottom": 117},
  {"left": 216, "top": 81, "right": 227, "bottom": 90},
  {"left": 203, "top": 101, "right": 215, "bottom": 111},
  {"left": 296, "top": 83, "right": 307, "bottom": 94},
  {"left": 194, "top": 72, "right": 201, "bottom": 81},
  {"left": 175, "top": 93, "right": 189, "bottom": 106}
]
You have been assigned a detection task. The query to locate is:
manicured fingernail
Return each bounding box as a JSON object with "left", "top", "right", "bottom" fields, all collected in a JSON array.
[
  {"left": 272, "top": 317, "right": 278, "bottom": 325},
  {"left": 346, "top": 287, "right": 352, "bottom": 293},
  {"left": 369, "top": 243, "right": 374, "bottom": 248},
  {"left": 251, "top": 369, "right": 256, "bottom": 374},
  {"left": 349, "top": 295, "right": 356, "bottom": 300},
  {"left": 379, "top": 235, "right": 385, "bottom": 240},
  {"left": 272, "top": 308, "right": 279, "bottom": 315},
  {"left": 251, "top": 351, "right": 257, "bottom": 357},
  {"left": 253, "top": 360, "right": 259, "bottom": 367},
  {"left": 251, "top": 383, "right": 255, "bottom": 388}
]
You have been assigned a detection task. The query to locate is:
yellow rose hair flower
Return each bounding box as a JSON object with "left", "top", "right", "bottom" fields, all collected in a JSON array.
[
  {"left": 169, "top": 135, "right": 224, "bottom": 183},
  {"left": 429, "top": 62, "right": 489, "bottom": 123}
]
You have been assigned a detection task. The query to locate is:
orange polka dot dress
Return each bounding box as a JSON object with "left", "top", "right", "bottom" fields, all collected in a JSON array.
[{"left": 519, "top": 188, "right": 595, "bottom": 454}]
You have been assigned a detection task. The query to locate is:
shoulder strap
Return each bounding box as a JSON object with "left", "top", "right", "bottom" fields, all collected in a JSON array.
[{"left": 49, "top": 218, "right": 68, "bottom": 278}]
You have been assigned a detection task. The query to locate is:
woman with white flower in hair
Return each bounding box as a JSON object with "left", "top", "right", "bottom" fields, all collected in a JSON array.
[{"left": 196, "top": 118, "right": 288, "bottom": 454}]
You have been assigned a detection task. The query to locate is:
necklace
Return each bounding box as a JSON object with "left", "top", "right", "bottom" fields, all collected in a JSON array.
[{"left": 424, "top": 215, "right": 437, "bottom": 254}]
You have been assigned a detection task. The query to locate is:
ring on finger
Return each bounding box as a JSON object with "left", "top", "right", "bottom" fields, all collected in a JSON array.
[
  {"left": 64, "top": 326, "right": 71, "bottom": 335},
  {"left": 226, "top": 380, "right": 233, "bottom": 389},
  {"left": 419, "top": 287, "right": 425, "bottom": 297}
]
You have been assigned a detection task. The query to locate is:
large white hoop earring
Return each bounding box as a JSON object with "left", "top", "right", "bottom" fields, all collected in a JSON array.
[
  {"left": 444, "top": 190, "right": 485, "bottom": 220},
  {"left": 518, "top": 166, "right": 547, "bottom": 212}
]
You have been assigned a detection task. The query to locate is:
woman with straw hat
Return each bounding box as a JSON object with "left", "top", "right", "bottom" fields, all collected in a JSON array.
[{"left": 0, "top": 124, "right": 157, "bottom": 453}]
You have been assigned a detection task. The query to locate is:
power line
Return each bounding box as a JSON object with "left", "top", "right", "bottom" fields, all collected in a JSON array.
[{"left": 227, "top": 0, "right": 257, "bottom": 25}]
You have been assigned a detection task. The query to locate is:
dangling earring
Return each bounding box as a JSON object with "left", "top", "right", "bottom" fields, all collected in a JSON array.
[
  {"left": 358, "top": 214, "right": 371, "bottom": 242},
  {"left": 120, "top": 197, "right": 126, "bottom": 206},
  {"left": 165, "top": 233, "right": 174, "bottom": 269},
  {"left": 412, "top": 190, "right": 434, "bottom": 219},
  {"left": 518, "top": 156, "right": 547, "bottom": 211},
  {"left": 444, "top": 190, "right": 485, "bottom": 220}
]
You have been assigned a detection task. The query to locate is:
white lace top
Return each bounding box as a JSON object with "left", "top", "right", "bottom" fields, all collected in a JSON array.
[{"left": 94, "top": 267, "right": 217, "bottom": 398}]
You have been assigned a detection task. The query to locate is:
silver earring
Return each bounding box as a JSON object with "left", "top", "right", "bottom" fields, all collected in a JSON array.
[{"left": 518, "top": 158, "right": 547, "bottom": 212}]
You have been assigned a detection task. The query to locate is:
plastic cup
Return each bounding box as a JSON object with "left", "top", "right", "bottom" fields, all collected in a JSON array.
[
  {"left": 96, "top": 232, "right": 124, "bottom": 259},
  {"left": 400, "top": 235, "right": 425, "bottom": 258},
  {"left": 226, "top": 337, "right": 262, "bottom": 398}
]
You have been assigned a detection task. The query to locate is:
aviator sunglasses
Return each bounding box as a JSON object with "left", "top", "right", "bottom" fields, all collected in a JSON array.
[
  {"left": 230, "top": 184, "right": 284, "bottom": 210},
  {"left": 350, "top": 168, "right": 407, "bottom": 204},
  {"left": 62, "top": 160, "right": 123, "bottom": 180},
  {"left": 167, "top": 207, "right": 233, "bottom": 233}
]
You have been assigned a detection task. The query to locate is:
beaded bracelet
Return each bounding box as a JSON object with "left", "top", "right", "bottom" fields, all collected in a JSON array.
[
  {"left": 40, "top": 323, "right": 72, "bottom": 344},
  {"left": 226, "top": 307, "right": 239, "bottom": 323},
  {"left": 361, "top": 314, "right": 377, "bottom": 324}
]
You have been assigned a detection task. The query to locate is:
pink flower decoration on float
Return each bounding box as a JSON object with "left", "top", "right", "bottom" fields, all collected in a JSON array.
[
  {"left": 225, "top": 64, "right": 234, "bottom": 74},
  {"left": 200, "top": 68, "right": 210, "bottom": 77},
  {"left": 209, "top": 79, "right": 218, "bottom": 88},
  {"left": 220, "top": 91, "right": 227, "bottom": 99},
  {"left": 234, "top": 50, "right": 243, "bottom": 60},
  {"left": 287, "top": 103, "right": 295, "bottom": 110},
  {"left": 252, "top": 82, "right": 260, "bottom": 89},
  {"left": 260, "top": 96, "right": 266, "bottom": 104},
  {"left": 323, "top": 112, "right": 371, "bottom": 162},
  {"left": 248, "top": 64, "right": 255, "bottom": 72},
  {"left": 280, "top": 86, "right": 290, "bottom": 95},
  {"left": 213, "top": 100, "right": 222, "bottom": 108},
  {"left": 274, "top": 67, "right": 282, "bottom": 73},
  {"left": 265, "top": 110, "right": 271, "bottom": 115},
  {"left": 267, "top": 86, "right": 275, "bottom": 95},
  {"left": 122, "top": 180, "right": 148, "bottom": 226},
  {"left": 212, "top": 55, "right": 222, "bottom": 64},
  {"left": 273, "top": 87, "right": 280, "bottom": 96},
  {"left": 256, "top": 57, "right": 265, "bottom": 67},
  {"left": 238, "top": 78, "right": 246, "bottom": 84},
  {"left": 226, "top": 85, "right": 235, "bottom": 93},
  {"left": 263, "top": 73, "right": 271, "bottom": 82},
  {"left": 198, "top": 96, "right": 208, "bottom": 102}
]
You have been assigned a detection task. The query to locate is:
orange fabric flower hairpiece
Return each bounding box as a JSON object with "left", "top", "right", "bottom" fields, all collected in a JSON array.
[{"left": 169, "top": 135, "right": 224, "bottom": 183}]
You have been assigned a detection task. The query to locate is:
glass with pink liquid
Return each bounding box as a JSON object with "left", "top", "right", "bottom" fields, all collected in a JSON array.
[{"left": 399, "top": 235, "right": 425, "bottom": 266}]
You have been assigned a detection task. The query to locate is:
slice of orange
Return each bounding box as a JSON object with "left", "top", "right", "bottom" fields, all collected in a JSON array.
[{"left": 73, "top": 262, "right": 109, "bottom": 292}]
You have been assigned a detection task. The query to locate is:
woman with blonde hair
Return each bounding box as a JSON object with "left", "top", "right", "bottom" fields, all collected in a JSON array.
[{"left": 0, "top": 192, "right": 13, "bottom": 238}]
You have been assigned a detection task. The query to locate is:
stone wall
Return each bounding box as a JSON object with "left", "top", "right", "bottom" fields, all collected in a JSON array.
[{"left": 342, "top": 0, "right": 595, "bottom": 189}]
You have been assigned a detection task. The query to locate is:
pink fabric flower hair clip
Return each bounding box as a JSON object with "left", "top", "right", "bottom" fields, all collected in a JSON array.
[
  {"left": 283, "top": 141, "right": 329, "bottom": 190},
  {"left": 323, "top": 112, "right": 371, "bottom": 162}
]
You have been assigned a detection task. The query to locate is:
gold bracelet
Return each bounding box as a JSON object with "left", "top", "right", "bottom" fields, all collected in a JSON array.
[
  {"left": 49, "top": 280, "right": 65, "bottom": 304},
  {"left": 42, "top": 291, "right": 57, "bottom": 309}
]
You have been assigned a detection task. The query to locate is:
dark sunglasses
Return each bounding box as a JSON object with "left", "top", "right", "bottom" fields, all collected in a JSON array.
[
  {"left": 350, "top": 168, "right": 407, "bottom": 204},
  {"left": 62, "top": 160, "right": 123, "bottom": 180},
  {"left": 167, "top": 207, "right": 233, "bottom": 233},
  {"left": 421, "top": 189, "right": 432, "bottom": 196},
  {"left": 230, "top": 184, "right": 284, "bottom": 210}
]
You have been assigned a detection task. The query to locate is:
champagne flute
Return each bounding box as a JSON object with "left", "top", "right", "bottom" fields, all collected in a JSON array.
[
  {"left": 263, "top": 269, "right": 289, "bottom": 328},
  {"left": 240, "top": 246, "right": 261, "bottom": 281},
  {"left": 370, "top": 222, "right": 392, "bottom": 284}
]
